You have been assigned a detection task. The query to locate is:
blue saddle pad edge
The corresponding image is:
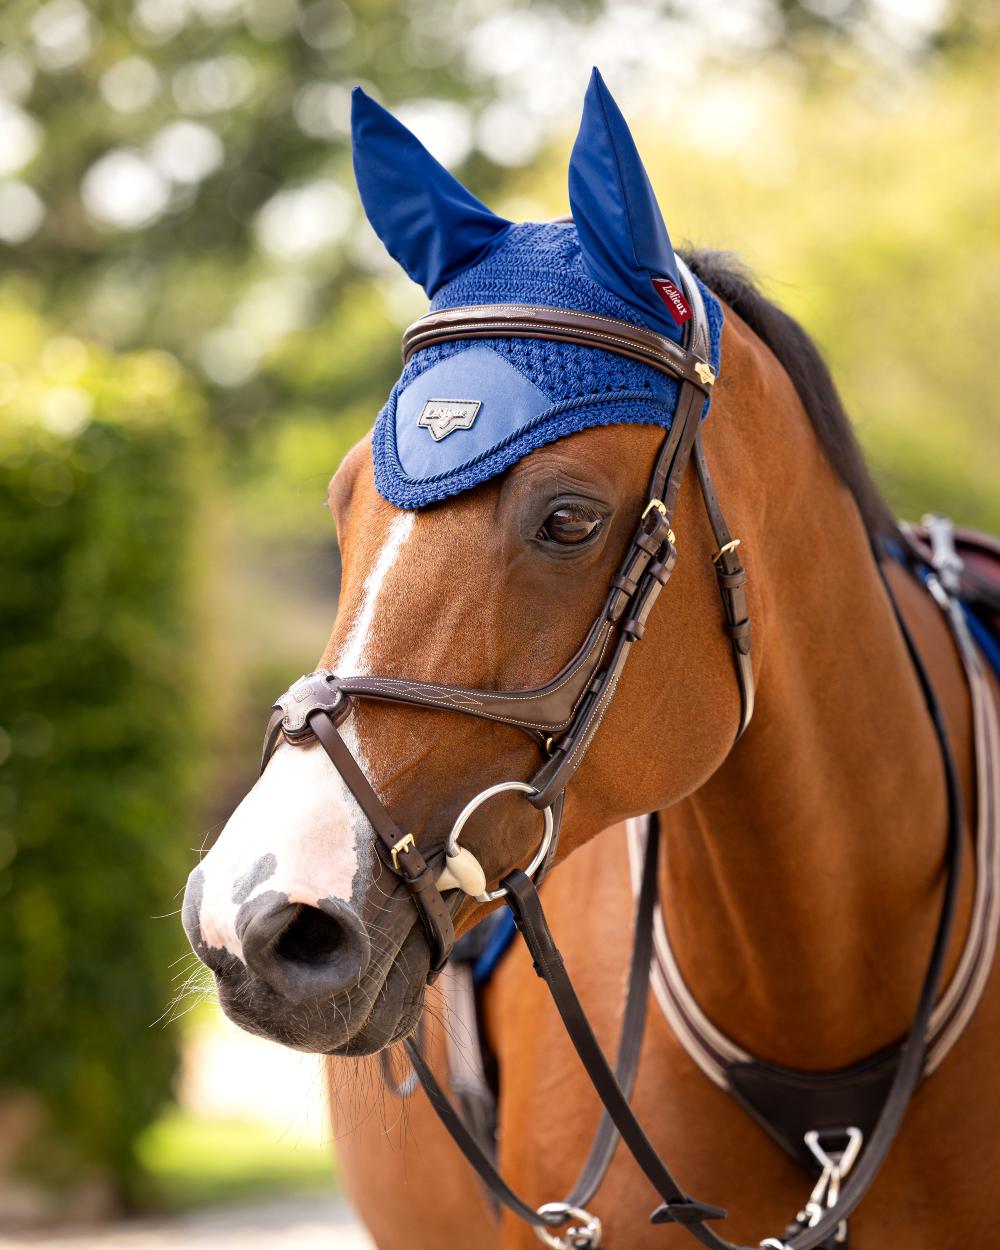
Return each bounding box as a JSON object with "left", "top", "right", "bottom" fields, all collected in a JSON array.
[{"left": 885, "top": 536, "right": 1000, "bottom": 686}]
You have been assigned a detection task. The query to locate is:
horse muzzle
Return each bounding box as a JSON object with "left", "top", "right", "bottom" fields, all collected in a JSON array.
[{"left": 183, "top": 861, "right": 434, "bottom": 1054}]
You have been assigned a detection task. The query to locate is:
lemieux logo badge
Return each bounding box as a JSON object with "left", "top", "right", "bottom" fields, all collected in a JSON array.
[
  {"left": 650, "top": 277, "right": 692, "bottom": 327},
  {"left": 417, "top": 398, "right": 482, "bottom": 441}
]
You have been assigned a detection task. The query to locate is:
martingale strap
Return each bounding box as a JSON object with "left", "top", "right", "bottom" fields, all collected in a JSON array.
[{"left": 404, "top": 816, "right": 666, "bottom": 1232}]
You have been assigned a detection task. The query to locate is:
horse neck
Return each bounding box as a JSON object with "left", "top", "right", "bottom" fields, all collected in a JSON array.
[{"left": 659, "top": 367, "right": 967, "bottom": 1070}]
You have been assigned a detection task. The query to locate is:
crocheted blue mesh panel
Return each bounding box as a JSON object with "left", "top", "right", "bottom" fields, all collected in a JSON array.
[{"left": 372, "top": 221, "right": 723, "bottom": 510}]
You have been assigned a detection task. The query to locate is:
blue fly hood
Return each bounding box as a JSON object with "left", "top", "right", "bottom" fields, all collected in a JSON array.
[{"left": 352, "top": 69, "right": 723, "bottom": 510}]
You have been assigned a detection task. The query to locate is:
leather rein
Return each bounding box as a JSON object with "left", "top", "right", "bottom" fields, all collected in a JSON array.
[{"left": 261, "top": 260, "right": 965, "bottom": 1249}]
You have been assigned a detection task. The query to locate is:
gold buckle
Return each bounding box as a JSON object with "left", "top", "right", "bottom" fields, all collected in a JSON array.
[
  {"left": 641, "top": 500, "right": 677, "bottom": 546},
  {"left": 391, "top": 833, "right": 415, "bottom": 871},
  {"left": 713, "top": 537, "right": 741, "bottom": 563},
  {"left": 694, "top": 362, "right": 716, "bottom": 387},
  {"left": 641, "top": 498, "right": 666, "bottom": 520}
]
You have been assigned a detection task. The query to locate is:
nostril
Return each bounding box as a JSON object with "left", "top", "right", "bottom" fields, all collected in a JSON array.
[
  {"left": 275, "top": 905, "right": 346, "bottom": 966},
  {"left": 237, "top": 892, "right": 371, "bottom": 1004}
]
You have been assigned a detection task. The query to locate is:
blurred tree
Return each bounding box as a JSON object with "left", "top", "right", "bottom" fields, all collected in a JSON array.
[
  {"left": 0, "top": 298, "right": 210, "bottom": 1214},
  {"left": 2, "top": 0, "right": 995, "bottom": 446}
]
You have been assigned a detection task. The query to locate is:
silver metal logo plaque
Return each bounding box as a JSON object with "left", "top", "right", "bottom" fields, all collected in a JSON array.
[{"left": 417, "top": 398, "right": 482, "bottom": 441}]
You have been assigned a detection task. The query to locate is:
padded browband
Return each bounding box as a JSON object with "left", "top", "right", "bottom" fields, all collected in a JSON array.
[{"left": 402, "top": 303, "right": 717, "bottom": 393}]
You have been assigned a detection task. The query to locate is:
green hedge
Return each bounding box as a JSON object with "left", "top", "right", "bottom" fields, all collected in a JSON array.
[{"left": 0, "top": 295, "right": 209, "bottom": 1206}]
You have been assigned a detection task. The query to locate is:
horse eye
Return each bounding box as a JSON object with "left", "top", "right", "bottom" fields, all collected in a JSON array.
[{"left": 537, "top": 505, "right": 603, "bottom": 545}]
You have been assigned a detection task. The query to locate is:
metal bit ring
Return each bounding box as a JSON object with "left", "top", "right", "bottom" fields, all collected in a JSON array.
[{"left": 446, "top": 781, "right": 554, "bottom": 903}]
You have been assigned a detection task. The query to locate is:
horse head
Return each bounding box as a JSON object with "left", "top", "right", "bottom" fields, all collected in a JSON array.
[{"left": 182, "top": 70, "right": 770, "bottom": 1054}]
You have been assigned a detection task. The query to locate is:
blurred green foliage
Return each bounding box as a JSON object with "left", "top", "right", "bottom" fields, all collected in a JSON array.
[
  {"left": 0, "top": 295, "right": 208, "bottom": 1203},
  {"left": 135, "top": 1108, "right": 336, "bottom": 1210},
  {"left": 0, "top": 0, "right": 998, "bottom": 1218}
]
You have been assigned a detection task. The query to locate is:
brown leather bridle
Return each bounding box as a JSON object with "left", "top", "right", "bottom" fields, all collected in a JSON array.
[
  {"left": 259, "top": 259, "right": 966, "bottom": 1250},
  {"left": 262, "top": 258, "right": 753, "bottom": 971}
]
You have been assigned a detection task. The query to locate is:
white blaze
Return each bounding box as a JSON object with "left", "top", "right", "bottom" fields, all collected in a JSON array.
[
  {"left": 338, "top": 510, "right": 415, "bottom": 677},
  {"left": 196, "top": 510, "right": 417, "bottom": 959}
]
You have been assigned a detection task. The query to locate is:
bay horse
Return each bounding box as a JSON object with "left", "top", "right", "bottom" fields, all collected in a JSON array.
[{"left": 182, "top": 70, "right": 1000, "bottom": 1249}]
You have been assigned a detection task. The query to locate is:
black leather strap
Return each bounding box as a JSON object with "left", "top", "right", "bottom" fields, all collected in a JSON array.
[
  {"left": 403, "top": 1038, "right": 554, "bottom": 1227},
  {"left": 565, "top": 813, "right": 661, "bottom": 1208},
  {"left": 403, "top": 816, "right": 719, "bottom": 1230},
  {"left": 502, "top": 865, "right": 728, "bottom": 1239}
]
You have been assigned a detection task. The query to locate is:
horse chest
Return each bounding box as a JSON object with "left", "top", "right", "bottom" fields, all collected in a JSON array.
[{"left": 482, "top": 837, "right": 1000, "bottom": 1250}]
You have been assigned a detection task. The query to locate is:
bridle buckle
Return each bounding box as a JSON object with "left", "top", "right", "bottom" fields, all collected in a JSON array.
[
  {"left": 713, "top": 537, "right": 741, "bottom": 564},
  {"left": 391, "top": 833, "right": 416, "bottom": 871},
  {"left": 640, "top": 498, "right": 676, "bottom": 547},
  {"left": 641, "top": 497, "right": 667, "bottom": 521}
]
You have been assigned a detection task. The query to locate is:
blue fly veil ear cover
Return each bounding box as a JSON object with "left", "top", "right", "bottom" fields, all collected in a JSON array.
[
  {"left": 352, "top": 71, "right": 723, "bottom": 510},
  {"left": 351, "top": 88, "right": 512, "bottom": 295},
  {"left": 569, "top": 68, "right": 692, "bottom": 340}
]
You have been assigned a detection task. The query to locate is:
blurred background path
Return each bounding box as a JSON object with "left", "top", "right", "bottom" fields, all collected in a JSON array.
[
  {"left": 0, "top": 1008, "right": 373, "bottom": 1248},
  {"left": 0, "top": 1194, "right": 373, "bottom": 1250}
]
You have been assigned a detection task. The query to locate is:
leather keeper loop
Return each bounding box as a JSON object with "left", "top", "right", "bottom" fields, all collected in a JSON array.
[
  {"left": 606, "top": 590, "right": 628, "bottom": 624},
  {"left": 716, "top": 568, "right": 746, "bottom": 590},
  {"left": 612, "top": 573, "right": 636, "bottom": 594},
  {"left": 636, "top": 529, "right": 666, "bottom": 556},
  {"left": 393, "top": 844, "right": 429, "bottom": 883},
  {"left": 650, "top": 1198, "right": 728, "bottom": 1227},
  {"left": 725, "top": 619, "right": 752, "bottom": 652}
]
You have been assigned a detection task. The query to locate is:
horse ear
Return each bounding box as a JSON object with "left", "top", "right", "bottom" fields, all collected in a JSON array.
[
  {"left": 568, "top": 68, "right": 689, "bottom": 338},
  {"left": 351, "top": 87, "right": 511, "bottom": 297}
]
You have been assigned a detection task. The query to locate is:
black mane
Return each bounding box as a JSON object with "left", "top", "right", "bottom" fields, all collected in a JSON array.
[{"left": 684, "top": 249, "right": 893, "bottom": 538}]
